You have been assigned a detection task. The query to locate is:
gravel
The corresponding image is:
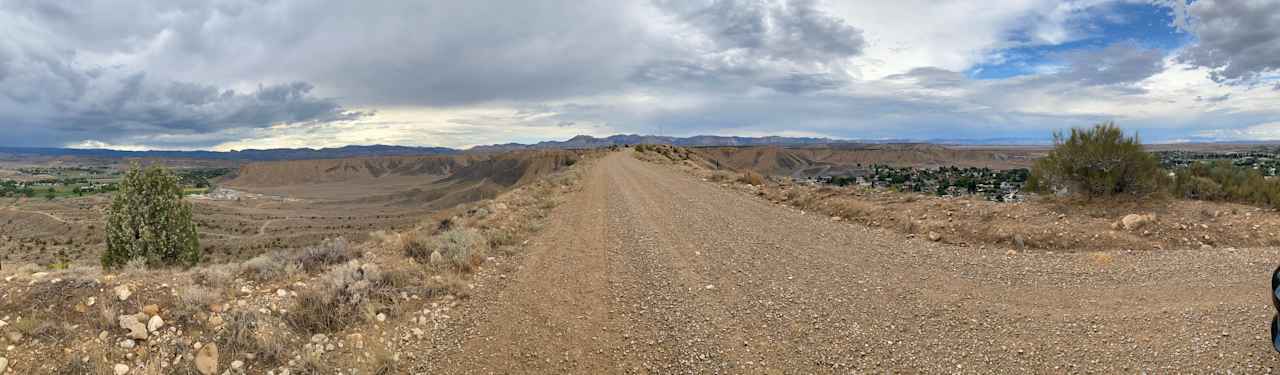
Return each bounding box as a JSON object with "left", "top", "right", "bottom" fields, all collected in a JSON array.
[{"left": 423, "top": 152, "right": 1280, "bottom": 372}]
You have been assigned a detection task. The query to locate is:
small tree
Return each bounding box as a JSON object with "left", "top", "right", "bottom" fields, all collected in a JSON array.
[
  {"left": 103, "top": 163, "right": 200, "bottom": 268},
  {"left": 1026, "top": 122, "right": 1161, "bottom": 197}
]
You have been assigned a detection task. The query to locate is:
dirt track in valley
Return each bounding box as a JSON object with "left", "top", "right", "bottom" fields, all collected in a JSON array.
[{"left": 430, "top": 151, "right": 1280, "bottom": 373}]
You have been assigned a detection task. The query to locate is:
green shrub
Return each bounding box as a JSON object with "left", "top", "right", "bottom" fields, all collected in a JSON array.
[
  {"left": 102, "top": 163, "right": 200, "bottom": 268},
  {"left": 1173, "top": 160, "right": 1280, "bottom": 206},
  {"left": 1027, "top": 122, "right": 1161, "bottom": 197}
]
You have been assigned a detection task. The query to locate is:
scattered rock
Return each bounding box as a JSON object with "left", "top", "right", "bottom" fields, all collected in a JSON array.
[
  {"left": 1120, "top": 213, "right": 1155, "bottom": 231},
  {"left": 194, "top": 343, "right": 218, "bottom": 375},
  {"left": 119, "top": 339, "right": 136, "bottom": 349},
  {"left": 0, "top": 357, "right": 8, "bottom": 373},
  {"left": 118, "top": 313, "right": 149, "bottom": 340},
  {"left": 115, "top": 285, "right": 132, "bottom": 301},
  {"left": 927, "top": 231, "right": 942, "bottom": 242},
  {"left": 147, "top": 315, "right": 165, "bottom": 333},
  {"left": 113, "top": 363, "right": 130, "bottom": 375}
]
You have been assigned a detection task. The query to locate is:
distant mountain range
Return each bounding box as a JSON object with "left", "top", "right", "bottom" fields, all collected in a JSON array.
[
  {"left": 469, "top": 134, "right": 852, "bottom": 152},
  {"left": 0, "top": 144, "right": 458, "bottom": 161},
  {"left": 0, "top": 135, "right": 1060, "bottom": 161}
]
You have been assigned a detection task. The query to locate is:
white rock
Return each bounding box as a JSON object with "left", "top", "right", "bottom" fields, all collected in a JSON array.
[
  {"left": 375, "top": 313, "right": 387, "bottom": 322},
  {"left": 276, "top": 289, "right": 288, "bottom": 297},
  {"left": 230, "top": 360, "right": 244, "bottom": 370},
  {"left": 1120, "top": 213, "right": 1155, "bottom": 231},
  {"left": 113, "top": 363, "right": 130, "bottom": 375},
  {"left": 115, "top": 285, "right": 132, "bottom": 301},
  {"left": 120, "top": 339, "right": 136, "bottom": 349},
  {"left": 86, "top": 297, "right": 96, "bottom": 307},
  {"left": 118, "top": 313, "right": 148, "bottom": 340},
  {"left": 147, "top": 315, "right": 165, "bottom": 333},
  {"left": 0, "top": 357, "right": 8, "bottom": 373},
  {"left": 194, "top": 343, "right": 218, "bottom": 375},
  {"left": 704, "top": 284, "right": 715, "bottom": 290}
]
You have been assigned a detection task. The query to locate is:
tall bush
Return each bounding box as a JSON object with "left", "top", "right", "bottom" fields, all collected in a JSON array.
[
  {"left": 1027, "top": 122, "right": 1161, "bottom": 197},
  {"left": 103, "top": 163, "right": 200, "bottom": 268}
]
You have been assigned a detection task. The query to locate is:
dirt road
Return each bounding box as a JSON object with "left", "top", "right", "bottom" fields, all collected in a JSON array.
[{"left": 430, "top": 152, "right": 1280, "bottom": 373}]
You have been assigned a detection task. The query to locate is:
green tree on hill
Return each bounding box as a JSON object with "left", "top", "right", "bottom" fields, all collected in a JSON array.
[
  {"left": 102, "top": 163, "right": 200, "bottom": 268},
  {"left": 1027, "top": 122, "right": 1161, "bottom": 197}
]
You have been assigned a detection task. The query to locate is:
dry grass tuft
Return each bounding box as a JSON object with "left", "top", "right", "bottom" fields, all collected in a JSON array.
[
  {"left": 738, "top": 171, "right": 766, "bottom": 186},
  {"left": 176, "top": 285, "right": 220, "bottom": 314},
  {"left": 1088, "top": 252, "right": 1115, "bottom": 266},
  {"left": 296, "top": 237, "right": 360, "bottom": 273},
  {"left": 286, "top": 261, "right": 395, "bottom": 334},
  {"left": 241, "top": 252, "right": 290, "bottom": 281},
  {"left": 431, "top": 228, "right": 488, "bottom": 272}
]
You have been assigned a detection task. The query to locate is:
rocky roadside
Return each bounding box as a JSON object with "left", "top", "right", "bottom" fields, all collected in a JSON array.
[{"left": 0, "top": 155, "right": 597, "bottom": 374}]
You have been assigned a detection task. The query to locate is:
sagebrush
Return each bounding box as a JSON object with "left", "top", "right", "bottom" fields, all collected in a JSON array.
[{"left": 1026, "top": 122, "right": 1161, "bottom": 198}]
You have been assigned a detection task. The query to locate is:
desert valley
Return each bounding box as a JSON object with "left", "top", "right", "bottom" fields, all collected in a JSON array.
[{"left": 2, "top": 138, "right": 1280, "bottom": 373}]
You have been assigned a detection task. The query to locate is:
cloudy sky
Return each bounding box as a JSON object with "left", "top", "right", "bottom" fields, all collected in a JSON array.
[{"left": 1, "top": 0, "right": 1278, "bottom": 150}]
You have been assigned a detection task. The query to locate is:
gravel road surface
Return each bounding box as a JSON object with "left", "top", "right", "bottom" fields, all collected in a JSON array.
[{"left": 431, "top": 151, "right": 1280, "bottom": 373}]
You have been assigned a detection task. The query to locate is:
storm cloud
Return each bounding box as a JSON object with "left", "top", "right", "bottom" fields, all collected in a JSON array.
[
  {"left": 1171, "top": 0, "right": 1280, "bottom": 83},
  {"left": 0, "top": 0, "right": 1278, "bottom": 149}
]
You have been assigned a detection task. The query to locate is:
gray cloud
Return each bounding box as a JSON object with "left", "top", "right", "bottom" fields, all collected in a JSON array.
[
  {"left": 1171, "top": 0, "right": 1280, "bottom": 83},
  {"left": 884, "top": 67, "right": 969, "bottom": 88},
  {"left": 635, "top": 0, "right": 864, "bottom": 94},
  {"left": 656, "top": 0, "right": 865, "bottom": 63},
  {"left": 0, "top": 38, "right": 364, "bottom": 147},
  {"left": 0, "top": 0, "right": 1275, "bottom": 149},
  {"left": 1053, "top": 41, "right": 1165, "bottom": 86}
]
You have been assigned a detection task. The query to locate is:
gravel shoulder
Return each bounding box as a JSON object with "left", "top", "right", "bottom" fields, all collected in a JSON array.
[{"left": 433, "top": 151, "right": 1280, "bottom": 373}]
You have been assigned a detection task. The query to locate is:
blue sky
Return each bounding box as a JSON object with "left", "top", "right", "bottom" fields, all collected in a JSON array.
[
  {"left": 970, "top": 2, "right": 1188, "bottom": 80},
  {"left": 1, "top": 0, "right": 1278, "bottom": 150}
]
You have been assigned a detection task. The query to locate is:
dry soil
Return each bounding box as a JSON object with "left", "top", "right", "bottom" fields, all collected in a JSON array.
[{"left": 426, "top": 151, "right": 1280, "bottom": 373}]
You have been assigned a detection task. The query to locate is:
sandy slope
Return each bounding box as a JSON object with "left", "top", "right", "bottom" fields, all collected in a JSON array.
[{"left": 429, "top": 151, "right": 1280, "bottom": 373}]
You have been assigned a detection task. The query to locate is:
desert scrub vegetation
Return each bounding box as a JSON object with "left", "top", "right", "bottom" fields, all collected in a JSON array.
[
  {"left": 1026, "top": 122, "right": 1162, "bottom": 198},
  {"left": 102, "top": 163, "right": 201, "bottom": 268},
  {"left": 403, "top": 228, "right": 489, "bottom": 272},
  {"left": 738, "top": 171, "right": 766, "bottom": 186},
  {"left": 1172, "top": 160, "right": 1280, "bottom": 206},
  {"left": 286, "top": 260, "right": 398, "bottom": 334},
  {"left": 239, "top": 237, "right": 359, "bottom": 282}
]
